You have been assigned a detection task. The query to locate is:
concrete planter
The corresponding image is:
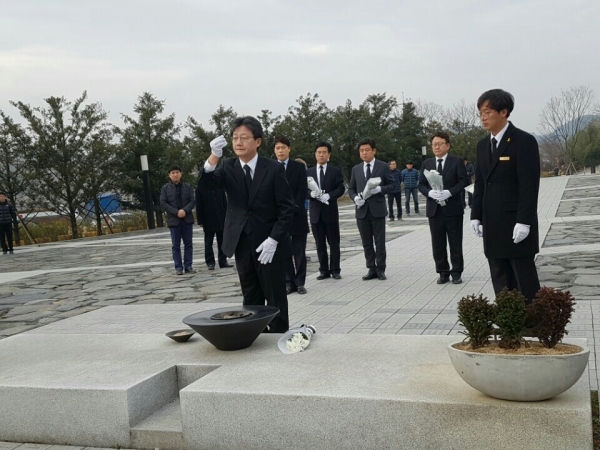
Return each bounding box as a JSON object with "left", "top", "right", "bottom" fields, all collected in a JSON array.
[{"left": 448, "top": 342, "right": 589, "bottom": 401}]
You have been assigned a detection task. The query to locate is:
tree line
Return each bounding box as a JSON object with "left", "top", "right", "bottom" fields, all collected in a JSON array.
[{"left": 1, "top": 87, "right": 598, "bottom": 240}]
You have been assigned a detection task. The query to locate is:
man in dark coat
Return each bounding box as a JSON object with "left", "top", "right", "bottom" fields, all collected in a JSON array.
[
  {"left": 199, "top": 116, "right": 294, "bottom": 333},
  {"left": 461, "top": 157, "right": 475, "bottom": 209},
  {"left": 0, "top": 192, "right": 18, "bottom": 255},
  {"left": 419, "top": 132, "right": 469, "bottom": 284},
  {"left": 471, "top": 89, "right": 541, "bottom": 303},
  {"left": 348, "top": 138, "right": 394, "bottom": 280},
  {"left": 387, "top": 160, "right": 402, "bottom": 221},
  {"left": 307, "top": 142, "right": 345, "bottom": 280},
  {"left": 273, "top": 135, "right": 309, "bottom": 295},
  {"left": 160, "top": 165, "right": 196, "bottom": 275},
  {"left": 195, "top": 184, "right": 232, "bottom": 270}
]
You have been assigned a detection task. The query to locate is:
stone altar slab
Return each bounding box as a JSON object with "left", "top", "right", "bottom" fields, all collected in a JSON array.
[{"left": 0, "top": 305, "right": 592, "bottom": 450}]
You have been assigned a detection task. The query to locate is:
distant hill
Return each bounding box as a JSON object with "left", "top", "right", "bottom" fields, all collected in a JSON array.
[{"left": 535, "top": 114, "right": 600, "bottom": 140}]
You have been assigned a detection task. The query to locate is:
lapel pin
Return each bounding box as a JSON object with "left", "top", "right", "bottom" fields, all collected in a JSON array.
[{"left": 507, "top": 138, "right": 511, "bottom": 142}]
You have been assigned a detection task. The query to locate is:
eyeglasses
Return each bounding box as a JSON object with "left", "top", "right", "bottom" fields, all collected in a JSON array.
[
  {"left": 432, "top": 142, "right": 448, "bottom": 148},
  {"left": 232, "top": 135, "right": 255, "bottom": 143},
  {"left": 479, "top": 110, "right": 496, "bottom": 119}
]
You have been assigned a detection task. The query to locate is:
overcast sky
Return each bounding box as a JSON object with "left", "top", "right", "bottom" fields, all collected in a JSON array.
[{"left": 1, "top": 0, "right": 598, "bottom": 134}]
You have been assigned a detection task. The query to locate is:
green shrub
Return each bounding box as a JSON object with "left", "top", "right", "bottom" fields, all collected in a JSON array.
[
  {"left": 531, "top": 287, "right": 576, "bottom": 348},
  {"left": 495, "top": 288, "right": 528, "bottom": 349},
  {"left": 457, "top": 294, "right": 495, "bottom": 349}
]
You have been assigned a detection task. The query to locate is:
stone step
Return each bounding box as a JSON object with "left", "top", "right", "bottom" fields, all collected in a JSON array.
[{"left": 130, "top": 398, "right": 184, "bottom": 450}]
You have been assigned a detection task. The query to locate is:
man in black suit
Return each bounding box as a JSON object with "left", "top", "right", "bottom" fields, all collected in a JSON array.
[
  {"left": 199, "top": 116, "right": 294, "bottom": 332},
  {"left": 418, "top": 132, "right": 469, "bottom": 284},
  {"left": 273, "top": 135, "right": 309, "bottom": 295},
  {"left": 195, "top": 184, "right": 232, "bottom": 270},
  {"left": 307, "top": 142, "right": 345, "bottom": 280},
  {"left": 348, "top": 138, "right": 394, "bottom": 280},
  {"left": 471, "top": 89, "right": 541, "bottom": 303}
]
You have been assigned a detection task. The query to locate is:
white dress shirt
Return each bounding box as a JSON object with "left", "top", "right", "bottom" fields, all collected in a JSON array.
[
  {"left": 317, "top": 163, "right": 327, "bottom": 186},
  {"left": 491, "top": 122, "right": 510, "bottom": 146},
  {"left": 363, "top": 159, "right": 376, "bottom": 177},
  {"left": 435, "top": 153, "right": 448, "bottom": 171},
  {"left": 204, "top": 153, "right": 259, "bottom": 179}
]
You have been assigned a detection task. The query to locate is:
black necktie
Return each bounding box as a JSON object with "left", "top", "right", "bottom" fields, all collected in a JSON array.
[
  {"left": 366, "top": 163, "right": 371, "bottom": 180},
  {"left": 319, "top": 165, "right": 325, "bottom": 188},
  {"left": 281, "top": 160, "right": 286, "bottom": 170},
  {"left": 492, "top": 137, "right": 498, "bottom": 155},
  {"left": 244, "top": 165, "right": 252, "bottom": 199},
  {"left": 437, "top": 159, "right": 443, "bottom": 174}
]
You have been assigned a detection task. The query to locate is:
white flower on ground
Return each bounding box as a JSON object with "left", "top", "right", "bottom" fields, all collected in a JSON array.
[{"left": 285, "top": 332, "right": 309, "bottom": 353}]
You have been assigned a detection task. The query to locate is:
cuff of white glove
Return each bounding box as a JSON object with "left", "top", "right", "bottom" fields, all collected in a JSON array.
[
  {"left": 354, "top": 196, "right": 362, "bottom": 202},
  {"left": 266, "top": 237, "right": 278, "bottom": 245},
  {"left": 428, "top": 190, "right": 438, "bottom": 199}
]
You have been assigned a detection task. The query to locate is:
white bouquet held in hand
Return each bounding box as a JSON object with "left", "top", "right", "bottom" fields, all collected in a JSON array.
[
  {"left": 424, "top": 170, "right": 446, "bottom": 206},
  {"left": 278, "top": 324, "right": 316, "bottom": 354},
  {"left": 307, "top": 177, "right": 328, "bottom": 205},
  {"left": 361, "top": 177, "right": 382, "bottom": 202}
]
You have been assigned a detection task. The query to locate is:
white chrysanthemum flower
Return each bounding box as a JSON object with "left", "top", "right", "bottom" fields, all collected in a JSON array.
[{"left": 285, "top": 332, "right": 309, "bottom": 353}]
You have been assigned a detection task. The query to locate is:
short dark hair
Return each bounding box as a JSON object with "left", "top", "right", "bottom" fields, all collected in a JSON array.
[
  {"left": 463, "top": 156, "right": 469, "bottom": 162},
  {"left": 357, "top": 138, "right": 376, "bottom": 150},
  {"left": 406, "top": 161, "right": 414, "bottom": 165},
  {"left": 315, "top": 141, "right": 332, "bottom": 153},
  {"left": 168, "top": 165, "right": 182, "bottom": 173},
  {"left": 389, "top": 160, "right": 396, "bottom": 164},
  {"left": 231, "top": 116, "right": 263, "bottom": 139},
  {"left": 477, "top": 89, "right": 514, "bottom": 118},
  {"left": 431, "top": 132, "right": 450, "bottom": 144},
  {"left": 0, "top": 191, "right": 5, "bottom": 195},
  {"left": 274, "top": 135, "right": 291, "bottom": 147}
]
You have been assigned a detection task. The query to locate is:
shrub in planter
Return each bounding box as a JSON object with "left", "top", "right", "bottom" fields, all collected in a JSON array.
[
  {"left": 457, "top": 294, "right": 495, "bottom": 349},
  {"left": 530, "top": 287, "right": 576, "bottom": 349},
  {"left": 494, "top": 288, "right": 528, "bottom": 350}
]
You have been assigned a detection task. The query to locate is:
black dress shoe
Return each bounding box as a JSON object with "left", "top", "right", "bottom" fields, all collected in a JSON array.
[
  {"left": 297, "top": 286, "right": 307, "bottom": 294},
  {"left": 219, "top": 263, "right": 233, "bottom": 268},
  {"left": 377, "top": 272, "right": 387, "bottom": 280},
  {"left": 362, "top": 271, "right": 378, "bottom": 281},
  {"left": 437, "top": 275, "right": 450, "bottom": 284},
  {"left": 176, "top": 270, "right": 184, "bottom": 275},
  {"left": 316, "top": 274, "right": 331, "bottom": 280},
  {"left": 185, "top": 268, "right": 196, "bottom": 274},
  {"left": 452, "top": 277, "right": 463, "bottom": 284},
  {"left": 332, "top": 274, "right": 342, "bottom": 280},
  {"left": 207, "top": 264, "right": 215, "bottom": 270},
  {"left": 286, "top": 286, "right": 297, "bottom": 295}
]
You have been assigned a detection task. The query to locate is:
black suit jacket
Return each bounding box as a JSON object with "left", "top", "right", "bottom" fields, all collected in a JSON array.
[
  {"left": 283, "top": 159, "right": 309, "bottom": 236},
  {"left": 195, "top": 184, "right": 226, "bottom": 232},
  {"left": 199, "top": 156, "right": 294, "bottom": 259},
  {"left": 306, "top": 164, "right": 345, "bottom": 224},
  {"left": 348, "top": 159, "right": 394, "bottom": 219},
  {"left": 418, "top": 155, "right": 469, "bottom": 218},
  {"left": 471, "top": 122, "right": 540, "bottom": 259}
]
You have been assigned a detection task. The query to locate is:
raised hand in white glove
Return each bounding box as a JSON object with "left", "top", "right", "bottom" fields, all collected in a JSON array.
[
  {"left": 512, "top": 223, "right": 530, "bottom": 244},
  {"left": 369, "top": 186, "right": 382, "bottom": 196},
  {"left": 428, "top": 190, "right": 441, "bottom": 200},
  {"left": 209, "top": 135, "right": 227, "bottom": 158},
  {"left": 310, "top": 190, "right": 322, "bottom": 199},
  {"left": 470, "top": 220, "right": 483, "bottom": 237},
  {"left": 354, "top": 196, "right": 365, "bottom": 208},
  {"left": 319, "top": 193, "right": 330, "bottom": 203},
  {"left": 256, "top": 237, "right": 278, "bottom": 264},
  {"left": 438, "top": 190, "right": 452, "bottom": 201}
]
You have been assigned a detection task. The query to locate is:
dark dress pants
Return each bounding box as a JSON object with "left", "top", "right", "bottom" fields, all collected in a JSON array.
[
  {"left": 235, "top": 232, "right": 289, "bottom": 333},
  {"left": 169, "top": 221, "right": 193, "bottom": 271},
  {"left": 311, "top": 220, "right": 341, "bottom": 276},
  {"left": 203, "top": 228, "right": 227, "bottom": 267},
  {"left": 0, "top": 223, "right": 13, "bottom": 252},
  {"left": 428, "top": 207, "right": 464, "bottom": 278},
  {"left": 286, "top": 233, "right": 307, "bottom": 288},
  {"left": 488, "top": 257, "right": 541, "bottom": 303},
  {"left": 387, "top": 192, "right": 402, "bottom": 218},
  {"left": 356, "top": 210, "right": 386, "bottom": 272}
]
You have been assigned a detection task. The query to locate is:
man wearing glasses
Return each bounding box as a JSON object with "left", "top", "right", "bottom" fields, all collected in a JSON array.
[
  {"left": 470, "top": 89, "right": 541, "bottom": 303},
  {"left": 199, "top": 116, "right": 294, "bottom": 332}
]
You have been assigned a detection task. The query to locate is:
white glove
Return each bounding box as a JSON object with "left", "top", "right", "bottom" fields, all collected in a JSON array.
[
  {"left": 470, "top": 220, "right": 483, "bottom": 237},
  {"left": 256, "top": 237, "right": 278, "bottom": 264},
  {"left": 354, "top": 196, "right": 365, "bottom": 208},
  {"left": 310, "top": 190, "right": 321, "bottom": 199},
  {"left": 512, "top": 223, "right": 530, "bottom": 244},
  {"left": 210, "top": 135, "right": 227, "bottom": 158},
  {"left": 428, "top": 190, "right": 441, "bottom": 200},
  {"left": 438, "top": 190, "right": 451, "bottom": 201},
  {"left": 369, "top": 186, "right": 382, "bottom": 195},
  {"left": 319, "top": 193, "right": 330, "bottom": 203}
]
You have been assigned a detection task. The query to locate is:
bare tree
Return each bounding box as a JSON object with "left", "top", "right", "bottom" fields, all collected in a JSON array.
[
  {"left": 538, "top": 134, "right": 563, "bottom": 171},
  {"left": 539, "top": 85, "right": 597, "bottom": 171},
  {"left": 414, "top": 99, "right": 446, "bottom": 127}
]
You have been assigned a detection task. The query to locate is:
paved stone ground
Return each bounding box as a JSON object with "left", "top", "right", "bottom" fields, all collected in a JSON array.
[
  {"left": 2, "top": 175, "right": 600, "bottom": 448},
  {"left": 0, "top": 197, "right": 424, "bottom": 338}
]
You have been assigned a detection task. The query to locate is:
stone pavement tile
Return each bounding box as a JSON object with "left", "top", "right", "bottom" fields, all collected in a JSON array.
[
  {"left": 15, "top": 445, "right": 52, "bottom": 450},
  {"left": 349, "top": 328, "right": 375, "bottom": 334},
  {"left": 402, "top": 323, "right": 428, "bottom": 329},
  {"left": 48, "top": 447, "right": 84, "bottom": 450},
  {"left": 396, "top": 329, "right": 423, "bottom": 335},
  {"left": 0, "top": 443, "right": 22, "bottom": 450}
]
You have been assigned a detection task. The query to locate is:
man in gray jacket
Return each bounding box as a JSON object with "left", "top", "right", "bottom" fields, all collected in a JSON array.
[
  {"left": 160, "top": 165, "right": 196, "bottom": 275},
  {"left": 0, "top": 192, "right": 18, "bottom": 255}
]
